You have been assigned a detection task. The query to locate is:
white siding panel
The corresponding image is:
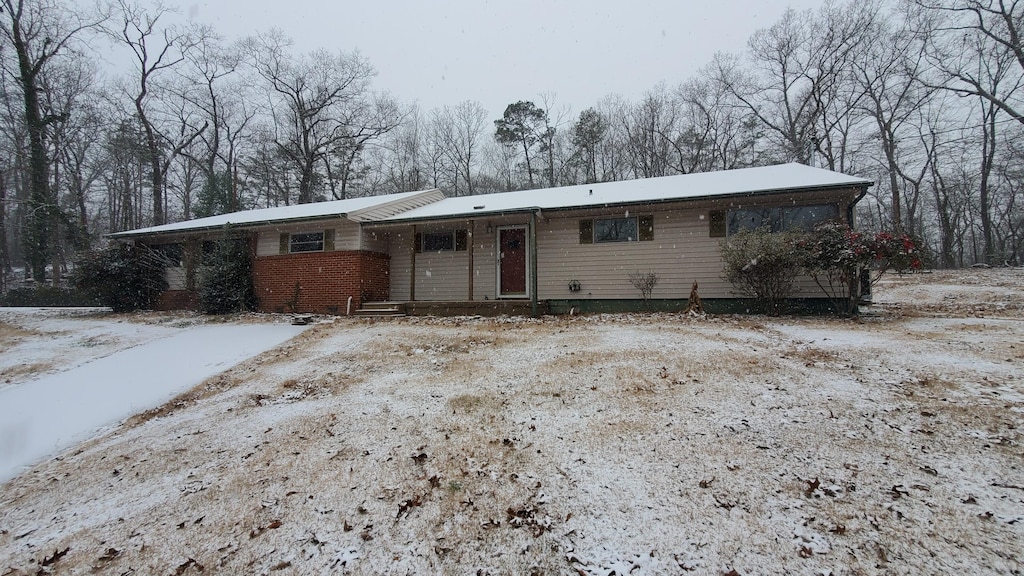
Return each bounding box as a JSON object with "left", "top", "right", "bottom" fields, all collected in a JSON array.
[
  {"left": 350, "top": 190, "right": 445, "bottom": 221},
  {"left": 165, "top": 267, "right": 186, "bottom": 290},
  {"left": 255, "top": 231, "right": 282, "bottom": 257},
  {"left": 254, "top": 220, "right": 361, "bottom": 256}
]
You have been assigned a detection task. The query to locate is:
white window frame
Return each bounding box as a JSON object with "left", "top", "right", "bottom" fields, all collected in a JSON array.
[{"left": 289, "top": 231, "right": 325, "bottom": 253}]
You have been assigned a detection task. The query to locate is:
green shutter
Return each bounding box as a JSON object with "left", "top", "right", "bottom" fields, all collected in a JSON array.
[
  {"left": 323, "top": 229, "right": 335, "bottom": 251},
  {"left": 638, "top": 215, "right": 654, "bottom": 241},
  {"left": 709, "top": 210, "right": 726, "bottom": 238},
  {"left": 455, "top": 229, "right": 468, "bottom": 251},
  {"left": 579, "top": 220, "right": 593, "bottom": 244},
  {"left": 279, "top": 233, "right": 289, "bottom": 254},
  {"left": 414, "top": 232, "right": 422, "bottom": 253}
]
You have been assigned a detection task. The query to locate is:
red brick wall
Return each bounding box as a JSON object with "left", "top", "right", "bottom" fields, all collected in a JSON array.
[
  {"left": 154, "top": 290, "right": 199, "bottom": 311},
  {"left": 252, "top": 250, "right": 391, "bottom": 314}
]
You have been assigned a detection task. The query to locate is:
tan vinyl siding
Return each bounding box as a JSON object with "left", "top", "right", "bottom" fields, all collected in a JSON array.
[
  {"left": 389, "top": 230, "right": 413, "bottom": 301},
  {"left": 385, "top": 192, "right": 857, "bottom": 303},
  {"left": 414, "top": 251, "right": 470, "bottom": 300},
  {"left": 388, "top": 227, "right": 472, "bottom": 301},
  {"left": 361, "top": 229, "right": 389, "bottom": 253},
  {"left": 254, "top": 220, "right": 361, "bottom": 256},
  {"left": 386, "top": 222, "right": 504, "bottom": 301},
  {"left": 472, "top": 230, "right": 497, "bottom": 301},
  {"left": 536, "top": 205, "right": 831, "bottom": 300},
  {"left": 537, "top": 210, "right": 728, "bottom": 299}
]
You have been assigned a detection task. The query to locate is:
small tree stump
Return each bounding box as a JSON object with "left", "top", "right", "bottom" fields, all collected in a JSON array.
[{"left": 683, "top": 280, "right": 704, "bottom": 314}]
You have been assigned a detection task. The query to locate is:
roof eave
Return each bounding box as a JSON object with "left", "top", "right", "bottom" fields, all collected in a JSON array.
[
  {"left": 372, "top": 181, "right": 873, "bottom": 225},
  {"left": 105, "top": 213, "right": 351, "bottom": 240}
]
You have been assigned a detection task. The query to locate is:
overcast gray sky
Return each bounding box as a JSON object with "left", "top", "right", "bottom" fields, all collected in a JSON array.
[{"left": 184, "top": 0, "right": 823, "bottom": 119}]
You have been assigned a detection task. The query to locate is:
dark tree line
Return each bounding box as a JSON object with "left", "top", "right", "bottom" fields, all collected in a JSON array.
[{"left": 1, "top": 0, "right": 1021, "bottom": 288}]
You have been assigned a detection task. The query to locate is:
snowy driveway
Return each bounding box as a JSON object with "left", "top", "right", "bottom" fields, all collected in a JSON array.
[{"left": 0, "top": 320, "right": 307, "bottom": 482}]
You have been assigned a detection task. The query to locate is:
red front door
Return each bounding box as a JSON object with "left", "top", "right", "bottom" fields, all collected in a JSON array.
[{"left": 499, "top": 227, "right": 527, "bottom": 297}]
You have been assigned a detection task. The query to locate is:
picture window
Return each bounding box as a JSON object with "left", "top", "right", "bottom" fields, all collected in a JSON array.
[
  {"left": 726, "top": 204, "right": 839, "bottom": 236},
  {"left": 594, "top": 217, "right": 638, "bottom": 243}
]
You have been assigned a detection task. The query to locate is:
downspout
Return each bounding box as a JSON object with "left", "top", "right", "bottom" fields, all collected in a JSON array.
[
  {"left": 847, "top": 185, "right": 869, "bottom": 227},
  {"left": 530, "top": 210, "right": 539, "bottom": 317},
  {"left": 409, "top": 224, "right": 417, "bottom": 302},
  {"left": 848, "top": 185, "right": 871, "bottom": 312},
  {"left": 467, "top": 220, "right": 474, "bottom": 300}
]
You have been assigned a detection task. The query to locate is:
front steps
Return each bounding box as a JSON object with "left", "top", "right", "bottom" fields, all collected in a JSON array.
[{"left": 354, "top": 301, "right": 407, "bottom": 318}]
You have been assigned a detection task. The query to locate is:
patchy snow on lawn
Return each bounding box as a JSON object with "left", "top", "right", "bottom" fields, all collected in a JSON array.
[
  {"left": 0, "top": 308, "right": 193, "bottom": 391},
  {"left": 0, "top": 270, "right": 1022, "bottom": 575},
  {"left": 0, "top": 312, "right": 307, "bottom": 482}
]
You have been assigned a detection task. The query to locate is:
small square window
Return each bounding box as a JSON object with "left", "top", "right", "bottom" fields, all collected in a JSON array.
[
  {"left": 594, "top": 217, "right": 638, "bottom": 243},
  {"left": 290, "top": 232, "right": 324, "bottom": 253}
]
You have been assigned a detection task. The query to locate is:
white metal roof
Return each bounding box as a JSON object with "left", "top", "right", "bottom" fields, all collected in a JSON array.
[
  {"left": 108, "top": 164, "right": 870, "bottom": 239},
  {"left": 108, "top": 189, "right": 443, "bottom": 238},
  {"left": 379, "top": 163, "right": 872, "bottom": 222}
]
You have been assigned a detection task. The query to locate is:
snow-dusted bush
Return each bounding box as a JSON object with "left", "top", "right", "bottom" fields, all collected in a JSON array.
[
  {"left": 720, "top": 228, "right": 804, "bottom": 315},
  {"left": 198, "top": 237, "right": 257, "bottom": 314},
  {"left": 627, "top": 270, "right": 659, "bottom": 308},
  {"left": 71, "top": 243, "right": 167, "bottom": 312},
  {"left": 797, "top": 222, "right": 923, "bottom": 315}
]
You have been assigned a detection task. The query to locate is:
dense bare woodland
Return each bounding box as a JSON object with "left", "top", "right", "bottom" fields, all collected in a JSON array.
[{"left": 1, "top": 0, "right": 1022, "bottom": 288}]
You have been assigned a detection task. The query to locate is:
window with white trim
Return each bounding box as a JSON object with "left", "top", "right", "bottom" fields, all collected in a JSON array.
[{"left": 290, "top": 231, "right": 325, "bottom": 253}]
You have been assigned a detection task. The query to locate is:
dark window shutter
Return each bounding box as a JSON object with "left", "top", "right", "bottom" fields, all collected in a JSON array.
[
  {"left": 279, "top": 233, "right": 289, "bottom": 254},
  {"left": 455, "top": 229, "right": 468, "bottom": 251},
  {"left": 414, "top": 233, "right": 422, "bottom": 253},
  {"left": 579, "top": 220, "right": 593, "bottom": 244},
  {"left": 638, "top": 215, "right": 654, "bottom": 241},
  {"left": 323, "top": 229, "right": 335, "bottom": 251},
  {"left": 709, "top": 210, "right": 726, "bottom": 238}
]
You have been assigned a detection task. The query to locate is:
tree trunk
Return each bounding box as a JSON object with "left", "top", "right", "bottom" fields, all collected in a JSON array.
[
  {"left": 136, "top": 103, "right": 165, "bottom": 226},
  {"left": 0, "top": 170, "right": 10, "bottom": 281},
  {"left": 979, "top": 102, "right": 997, "bottom": 264},
  {"left": 10, "top": 11, "right": 52, "bottom": 282}
]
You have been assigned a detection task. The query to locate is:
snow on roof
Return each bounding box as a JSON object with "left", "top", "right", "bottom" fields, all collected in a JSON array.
[
  {"left": 380, "top": 163, "right": 872, "bottom": 222},
  {"left": 107, "top": 189, "right": 441, "bottom": 238}
]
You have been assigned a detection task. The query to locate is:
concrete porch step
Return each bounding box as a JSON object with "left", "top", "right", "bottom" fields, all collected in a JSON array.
[{"left": 354, "top": 302, "right": 407, "bottom": 317}]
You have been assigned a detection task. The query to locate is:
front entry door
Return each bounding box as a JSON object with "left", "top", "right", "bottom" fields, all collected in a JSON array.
[{"left": 498, "top": 226, "right": 528, "bottom": 297}]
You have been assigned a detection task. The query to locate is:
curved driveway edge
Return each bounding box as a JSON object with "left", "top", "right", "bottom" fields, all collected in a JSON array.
[{"left": 0, "top": 323, "right": 307, "bottom": 483}]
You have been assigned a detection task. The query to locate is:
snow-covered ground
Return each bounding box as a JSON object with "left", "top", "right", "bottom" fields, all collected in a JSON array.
[
  {"left": 0, "top": 269, "right": 1022, "bottom": 575},
  {"left": 0, "top": 311, "right": 308, "bottom": 482}
]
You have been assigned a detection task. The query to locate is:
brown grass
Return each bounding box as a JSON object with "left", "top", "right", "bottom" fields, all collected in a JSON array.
[
  {"left": 0, "top": 362, "right": 54, "bottom": 382},
  {"left": 0, "top": 320, "right": 37, "bottom": 344}
]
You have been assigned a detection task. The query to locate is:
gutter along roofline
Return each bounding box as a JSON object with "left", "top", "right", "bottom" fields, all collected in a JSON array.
[
  {"left": 370, "top": 182, "right": 873, "bottom": 226},
  {"left": 106, "top": 214, "right": 351, "bottom": 240}
]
